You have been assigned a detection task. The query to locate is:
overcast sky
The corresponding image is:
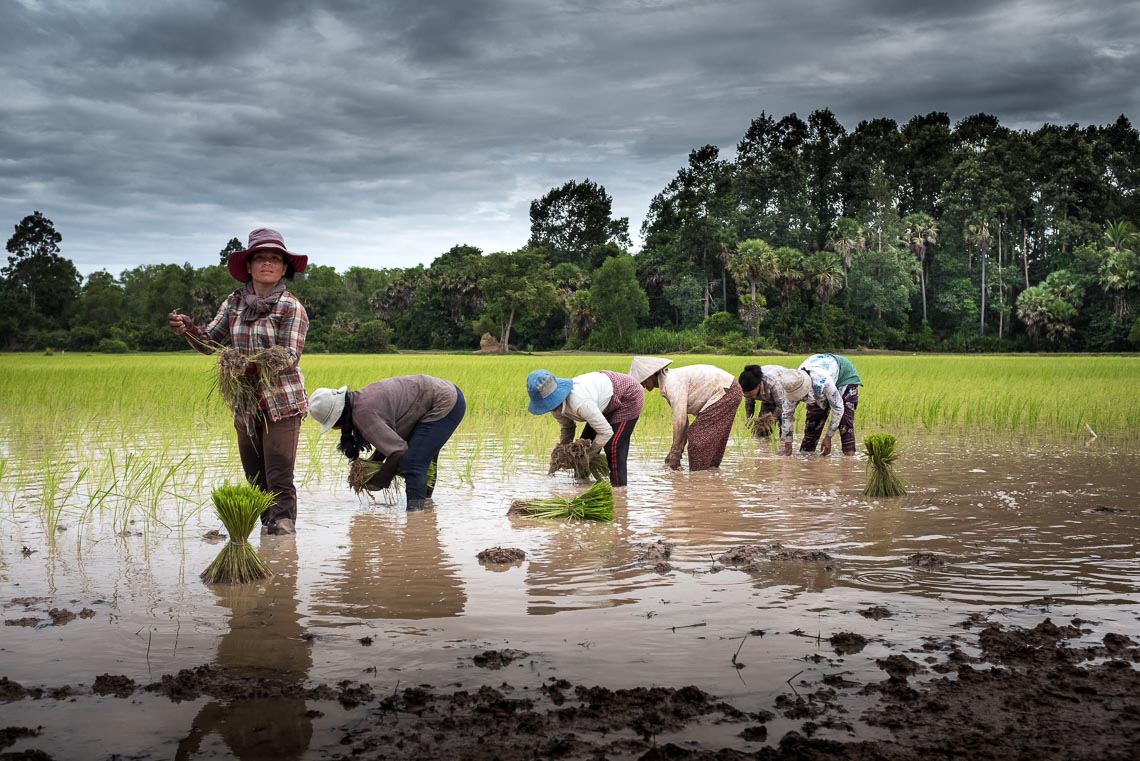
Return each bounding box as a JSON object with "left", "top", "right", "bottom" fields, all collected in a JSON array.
[{"left": 2, "top": 0, "right": 1138, "bottom": 277}]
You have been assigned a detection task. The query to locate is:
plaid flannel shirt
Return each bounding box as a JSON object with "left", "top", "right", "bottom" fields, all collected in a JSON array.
[{"left": 194, "top": 289, "right": 309, "bottom": 423}]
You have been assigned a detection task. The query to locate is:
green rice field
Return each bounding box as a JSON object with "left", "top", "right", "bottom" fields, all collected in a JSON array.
[
  {"left": 2, "top": 351, "right": 1136, "bottom": 443},
  {"left": 1, "top": 352, "right": 1136, "bottom": 535}
]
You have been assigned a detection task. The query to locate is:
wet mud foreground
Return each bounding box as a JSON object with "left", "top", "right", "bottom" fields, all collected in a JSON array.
[{"left": 3, "top": 616, "right": 1138, "bottom": 760}]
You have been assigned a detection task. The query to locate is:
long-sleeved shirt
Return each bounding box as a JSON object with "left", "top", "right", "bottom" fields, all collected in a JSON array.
[
  {"left": 551, "top": 371, "right": 642, "bottom": 451},
  {"left": 197, "top": 288, "right": 309, "bottom": 423},
  {"left": 349, "top": 375, "right": 459, "bottom": 457},
  {"left": 658, "top": 365, "right": 735, "bottom": 457},
  {"left": 743, "top": 363, "right": 790, "bottom": 420},
  {"left": 798, "top": 354, "right": 862, "bottom": 438}
]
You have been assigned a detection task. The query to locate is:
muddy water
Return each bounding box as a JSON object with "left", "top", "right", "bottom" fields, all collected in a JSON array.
[{"left": 2, "top": 432, "right": 1139, "bottom": 758}]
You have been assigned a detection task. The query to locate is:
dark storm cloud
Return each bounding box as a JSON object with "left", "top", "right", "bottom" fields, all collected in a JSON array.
[{"left": 1, "top": 0, "right": 1136, "bottom": 274}]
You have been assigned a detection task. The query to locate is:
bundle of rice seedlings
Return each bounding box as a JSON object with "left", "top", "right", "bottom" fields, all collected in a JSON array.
[
  {"left": 746, "top": 412, "right": 777, "bottom": 439},
  {"left": 586, "top": 453, "right": 610, "bottom": 481},
  {"left": 863, "top": 433, "right": 907, "bottom": 498},
  {"left": 548, "top": 439, "right": 610, "bottom": 481},
  {"left": 215, "top": 347, "right": 258, "bottom": 415},
  {"left": 250, "top": 345, "right": 291, "bottom": 382},
  {"left": 347, "top": 458, "right": 401, "bottom": 504},
  {"left": 509, "top": 480, "right": 614, "bottom": 522},
  {"left": 214, "top": 345, "right": 293, "bottom": 416},
  {"left": 200, "top": 483, "right": 275, "bottom": 584}
]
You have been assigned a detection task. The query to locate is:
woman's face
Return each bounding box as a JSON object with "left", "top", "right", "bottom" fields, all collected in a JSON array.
[{"left": 247, "top": 251, "right": 287, "bottom": 286}]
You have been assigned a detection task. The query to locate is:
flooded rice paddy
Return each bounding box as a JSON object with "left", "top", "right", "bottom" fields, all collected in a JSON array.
[{"left": 2, "top": 430, "right": 1139, "bottom": 758}]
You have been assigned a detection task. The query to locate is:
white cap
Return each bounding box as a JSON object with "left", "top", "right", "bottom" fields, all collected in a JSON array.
[{"left": 308, "top": 386, "right": 348, "bottom": 434}]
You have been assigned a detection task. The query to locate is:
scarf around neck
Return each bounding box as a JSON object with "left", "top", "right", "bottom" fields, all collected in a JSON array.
[{"left": 240, "top": 280, "right": 286, "bottom": 322}]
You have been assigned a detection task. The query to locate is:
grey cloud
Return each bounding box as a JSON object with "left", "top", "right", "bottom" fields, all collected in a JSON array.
[{"left": 1, "top": 0, "right": 1136, "bottom": 274}]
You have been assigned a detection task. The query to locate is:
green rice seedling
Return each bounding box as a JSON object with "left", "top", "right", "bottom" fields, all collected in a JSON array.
[
  {"left": 40, "top": 462, "right": 88, "bottom": 539},
  {"left": 509, "top": 480, "right": 614, "bottom": 522},
  {"left": 863, "top": 433, "right": 906, "bottom": 498},
  {"left": 200, "top": 483, "right": 274, "bottom": 584}
]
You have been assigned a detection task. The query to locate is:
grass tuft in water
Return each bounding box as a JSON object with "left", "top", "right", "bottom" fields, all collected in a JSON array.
[
  {"left": 200, "top": 482, "right": 274, "bottom": 584},
  {"left": 863, "top": 433, "right": 907, "bottom": 498}
]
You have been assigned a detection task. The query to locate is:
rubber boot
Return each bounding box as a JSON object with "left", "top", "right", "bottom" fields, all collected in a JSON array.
[{"left": 406, "top": 498, "right": 426, "bottom": 512}]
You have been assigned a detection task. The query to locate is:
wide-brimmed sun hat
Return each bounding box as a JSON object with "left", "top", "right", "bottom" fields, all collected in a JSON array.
[
  {"left": 227, "top": 228, "right": 309, "bottom": 283},
  {"left": 526, "top": 369, "right": 573, "bottom": 415},
  {"left": 628, "top": 356, "right": 673, "bottom": 384},
  {"left": 308, "top": 385, "right": 348, "bottom": 434}
]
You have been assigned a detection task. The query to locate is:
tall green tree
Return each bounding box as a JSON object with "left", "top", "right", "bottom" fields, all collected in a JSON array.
[
  {"left": 642, "top": 145, "right": 737, "bottom": 315},
  {"left": 529, "top": 180, "right": 630, "bottom": 268},
  {"left": 837, "top": 117, "right": 904, "bottom": 219},
  {"left": 964, "top": 218, "right": 994, "bottom": 335},
  {"left": 902, "top": 212, "right": 938, "bottom": 322},
  {"left": 899, "top": 112, "right": 953, "bottom": 216},
  {"left": 589, "top": 253, "right": 648, "bottom": 350},
  {"left": 218, "top": 237, "right": 243, "bottom": 265},
  {"left": 804, "top": 108, "right": 846, "bottom": 250},
  {"left": 3, "top": 211, "right": 80, "bottom": 326},
  {"left": 476, "top": 247, "right": 557, "bottom": 352}
]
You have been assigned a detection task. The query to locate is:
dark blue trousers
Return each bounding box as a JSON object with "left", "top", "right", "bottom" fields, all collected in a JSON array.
[{"left": 402, "top": 386, "right": 466, "bottom": 500}]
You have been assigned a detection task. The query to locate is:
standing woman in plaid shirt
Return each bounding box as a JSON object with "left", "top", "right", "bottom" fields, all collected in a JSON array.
[{"left": 167, "top": 228, "right": 310, "bottom": 535}]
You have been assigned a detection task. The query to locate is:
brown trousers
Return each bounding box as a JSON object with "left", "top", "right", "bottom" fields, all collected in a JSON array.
[{"left": 235, "top": 412, "right": 302, "bottom": 526}]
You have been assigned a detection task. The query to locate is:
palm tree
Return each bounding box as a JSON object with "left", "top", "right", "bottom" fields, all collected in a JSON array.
[
  {"left": 727, "top": 238, "right": 776, "bottom": 335},
  {"left": 1105, "top": 220, "right": 1138, "bottom": 254},
  {"left": 803, "top": 251, "right": 844, "bottom": 309},
  {"left": 772, "top": 246, "right": 806, "bottom": 312},
  {"left": 965, "top": 218, "right": 993, "bottom": 336},
  {"left": 826, "top": 217, "right": 865, "bottom": 285},
  {"left": 1099, "top": 221, "right": 1139, "bottom": 323},
  {"left": 902, "top": 213, "right": 938, "bottom": 323}
]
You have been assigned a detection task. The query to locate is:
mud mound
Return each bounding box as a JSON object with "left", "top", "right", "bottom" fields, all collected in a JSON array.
[
  {"left": 472, "top": 649, "right": 529, "bottom": 670},
  {"left": 772, "top": 548, "right": 833, "bottom": 562},
  {"left": 859, "top": 606, "right": 892, "bottom": 620},
  {"left": 477, "top": 547, "right": 526, "bottom": 564},
  {"left": 830, "top": 632, "right": 868, "bottom": 655},
  {"left": 637, "top": 539, "right": 674, "bottom": 561},
  {"left": 92, "top": 674, "right": 136, "bottom": 698},
  {"left": 907, "top": 552, "right": 946, "bottom": 570}
]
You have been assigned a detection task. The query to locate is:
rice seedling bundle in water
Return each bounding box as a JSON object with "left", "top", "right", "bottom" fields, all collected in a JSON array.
[
  {"left": 346, "top": 458, "right": 435, "bottom": 505},
  {"left": 863, "top": 433, "right": 907, "bottom": 498},
  {"left": 548, "top": 439, "right": 610, "bottom": 481},
  {"left": 746, "top": 412, "right": 777, "bottom": 439},
  {"left": 347, "top": 458, "right": 401, "bottom": 504},
  {"left": 509, "top": 480, "right": 614, "bottom": 522},
  {"left": 215, "top": 345, "right": 292, "bottom": 416},
  {"left": 201, "top": 483, "right": 274, "bottom": 584}
]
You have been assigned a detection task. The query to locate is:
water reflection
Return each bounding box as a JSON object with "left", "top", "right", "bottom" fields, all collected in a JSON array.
[
  {"left": 312, "top": 508, "right": 466, "bottom": 620},
  {"left": 522, "top": 487, "right": 682, "bottom": 615},
  {"left": 176, "top": 535, "right": 312, "bottom": 761}
]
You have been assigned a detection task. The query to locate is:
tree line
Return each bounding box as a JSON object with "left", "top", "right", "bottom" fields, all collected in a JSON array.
[{"left": 3, "top": 109, "right": 1139, "bottom": 354}]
